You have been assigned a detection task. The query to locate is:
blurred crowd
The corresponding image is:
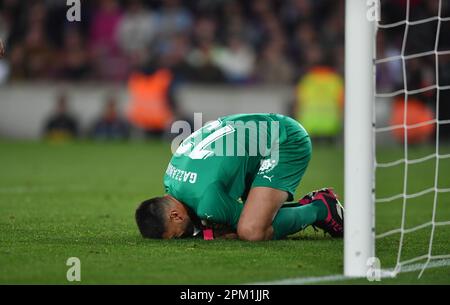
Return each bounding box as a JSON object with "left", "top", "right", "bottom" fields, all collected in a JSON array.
[
  {"left": 375, "top": 0, "right": 450, "bottom": 140},
  {"left": 0, "top": 0, "right": 448, "bottom": 87},
  {"left": 43, "top": 92, "right": 131, "bottom": 141},
  {"left": 0, "top": 0, "right": 345, "bottom": 85},
  {"left": 1, "top": 0, "right": 449, "bottom": 142}
]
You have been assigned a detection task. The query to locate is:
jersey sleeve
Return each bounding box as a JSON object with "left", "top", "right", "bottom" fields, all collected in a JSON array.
[{"left": 197, "top": 183, "right": 244, "bottom": 230}]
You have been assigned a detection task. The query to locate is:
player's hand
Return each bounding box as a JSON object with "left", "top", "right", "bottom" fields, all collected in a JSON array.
[
  {"left": 210, "top": 225, "right": 238, "bottom": 239},
  {"left": 0, "top": 39, "right": 5, "bottom": 58},
  {"left": 216, "top": 232, "right": 238, "bottom": 240}
]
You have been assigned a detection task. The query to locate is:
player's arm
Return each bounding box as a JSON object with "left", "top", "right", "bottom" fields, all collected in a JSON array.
[
  {"left": 197, "top": 184, "right": 244, "bottom": 239},
  {"left": 209, "top": 225, "right": 238, "bottom": 240},
  {"left": 237, "top": 187, "right": 288, "bottom": 241}
]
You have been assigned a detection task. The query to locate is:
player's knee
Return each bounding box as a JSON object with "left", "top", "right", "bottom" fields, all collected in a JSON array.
[{"left": 237, "top": 223, "right": 267, "bottom": 241}]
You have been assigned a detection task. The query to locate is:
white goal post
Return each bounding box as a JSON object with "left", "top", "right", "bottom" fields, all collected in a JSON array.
[{"left": 344, "top": 0, "right": 376, "bottom": 277}]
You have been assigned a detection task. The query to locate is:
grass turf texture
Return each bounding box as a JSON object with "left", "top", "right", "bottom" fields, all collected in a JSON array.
[{"left": 0, "top": 140, "right": 449, "bottom": 284}]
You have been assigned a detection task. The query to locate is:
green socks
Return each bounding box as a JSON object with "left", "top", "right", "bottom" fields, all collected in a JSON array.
[{"left": 271, "top": 200, "right": 328, "bottom": 240}]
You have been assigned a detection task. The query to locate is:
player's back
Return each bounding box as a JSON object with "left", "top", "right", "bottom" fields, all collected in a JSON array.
[{"left": 164, "top": 113, "right": 294, "bottom": 211}]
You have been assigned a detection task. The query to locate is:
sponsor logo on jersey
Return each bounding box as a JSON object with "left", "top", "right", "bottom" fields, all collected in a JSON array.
[
  {"left": 258, "top": 159, "right": 277, "bottom": 175},
  {"left": 262, "top": 175, "right": 274, "bottom": 182}
]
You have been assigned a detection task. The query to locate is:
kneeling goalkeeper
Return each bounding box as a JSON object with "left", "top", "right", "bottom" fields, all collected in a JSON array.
[{"left": 135, "top": 113, "right": 343, "bottom": 240}]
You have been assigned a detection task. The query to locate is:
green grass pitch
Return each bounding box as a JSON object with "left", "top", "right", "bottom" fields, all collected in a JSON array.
[{"left": 0, "top": 140, "right": 449, "bottom": 284}]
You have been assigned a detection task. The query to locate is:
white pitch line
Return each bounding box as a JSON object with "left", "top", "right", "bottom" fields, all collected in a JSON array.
[{"left": 247, "top": 259, "right": 450, "bottom": 285}]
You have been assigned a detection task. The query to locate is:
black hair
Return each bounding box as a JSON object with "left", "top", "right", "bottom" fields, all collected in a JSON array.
[{"left": 135, "top": 197, "right": 168, "bottom": 239}]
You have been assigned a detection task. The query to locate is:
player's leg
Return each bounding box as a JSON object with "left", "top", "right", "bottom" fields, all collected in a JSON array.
[
  {"left": 237, "top": 186, "right": 329, "bottom": 241},
  {"left": 237, "top": 186, "right": 288, "bottom": 241},
  {"left": 271, "top": 199, "right": 328, "bottom": 239},
  {"left": 238, "top": 115, "right": 327, "bottom": 240}
]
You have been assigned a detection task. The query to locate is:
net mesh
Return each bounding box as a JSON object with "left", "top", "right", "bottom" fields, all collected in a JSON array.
[{"left": 374, "top": 0, "right": 450, "bottom": 277}]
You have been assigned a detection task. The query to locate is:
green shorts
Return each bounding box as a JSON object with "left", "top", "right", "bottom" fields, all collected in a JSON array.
[{"left": 251, "top": 115, "right": 312, "bottom": 201}]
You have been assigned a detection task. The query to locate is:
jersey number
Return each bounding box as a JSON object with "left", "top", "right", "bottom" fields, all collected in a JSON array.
[{"left": 176, "top": 121, "right": 235, "bottom": 159}]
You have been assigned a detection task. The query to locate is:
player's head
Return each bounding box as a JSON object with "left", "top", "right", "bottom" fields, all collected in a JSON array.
[{"left": 135, "top": 196, "right": 194, "bottom": 239}]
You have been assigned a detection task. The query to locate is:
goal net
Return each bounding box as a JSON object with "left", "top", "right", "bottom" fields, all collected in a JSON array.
[
  {"left": 345, "top": 0, "right": 450, "bottom": 278},
  {"left": 374, "top": 0, "right": 450, "bottom": 277}
]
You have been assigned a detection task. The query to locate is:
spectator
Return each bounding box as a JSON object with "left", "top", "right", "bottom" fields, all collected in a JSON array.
[
  {"left": 7, "top": 44, "right": 26, "bottom": 81},
  {"left": 280, "top": 0, "right": 315, "bottom": 31},
  {"left": 89, "top": 0, "right": 122, "bottom": 55},
  {"left": 158, "top": 34, "right": 192, "bottom": 80},
  {"left": 290, "top": 22, "right": 318, "bottom": 67},
  {"left": 23, "top": 24, "right": 54, "bottom": 79},
  {"left": 293, "top": 65, "right": 344, "bottom": 141},
  {"left": 0, "top": 10, "right": 9, "bottom": 53},
  {"left": 390, "top": 98, "right": 435, "bottom": 144},
  {"left": 0, "top": 32, "right": 8, "bottom": 83},
  {"left": 89, "top": 0, "right": 126, "bottom": 81},
  {"left": 439, "top": 55, "right": 450, "bottom": 140},
  {"left": 213, "top": 35, "right": 255, "bottom": 84},
  {"left": 155, "top": 0, "right": 193, "bottom": 39},
  {"left": 153, "top": 0, "right": 193, "bottom": 57},
  {"left": 58, "top": 27, "right": 90, "bottom": 81},
  {"left": 254, "top": 42, "right": 294, "bottom": 85},
  {"left": 186, "top": 16, "right": 224, "bottom": 83},
  {"left": 221, "top": 0, "right": 250, "bottom": 43},
  {"left": 43, "top": 93, "right": 79, "bottom": 141},
  {"left": 127, "top": 68, "right": 176, "bottom": 138},
  {"left": 116, "top": 0, "right": 156, "bottom": 59},
  {"left": 90, "top": 96, "right": 130, "bottom": 140}
]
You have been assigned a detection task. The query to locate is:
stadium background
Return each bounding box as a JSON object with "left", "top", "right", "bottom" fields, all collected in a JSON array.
[{"left": 0, "top": 0, "right": 449, "bottom": 284}]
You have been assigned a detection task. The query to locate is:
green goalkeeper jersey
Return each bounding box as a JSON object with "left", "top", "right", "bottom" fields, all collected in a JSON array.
[{"left": 163, "top": 113, "right": 312, "bottom": 230}]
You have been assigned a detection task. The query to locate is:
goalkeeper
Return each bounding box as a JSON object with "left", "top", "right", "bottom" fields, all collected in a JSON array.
[{"left": 135, "top": 113, "right": 344, "bottom": 240}]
